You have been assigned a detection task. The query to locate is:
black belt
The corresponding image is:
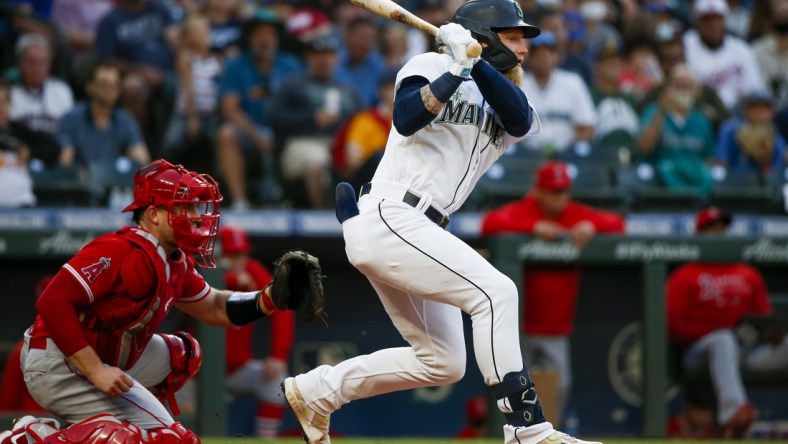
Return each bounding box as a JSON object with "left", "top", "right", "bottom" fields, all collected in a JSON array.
[{"left": 360, "top": 183, "right": 449, "bottom": 229}]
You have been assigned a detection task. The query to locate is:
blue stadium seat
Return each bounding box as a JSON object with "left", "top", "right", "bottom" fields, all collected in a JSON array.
[
  {"left": 616, "top": 163, "right": 705, "bottom": 212},
  {"left": 709, "top": 167, "right": 782, "bottom": 214}
]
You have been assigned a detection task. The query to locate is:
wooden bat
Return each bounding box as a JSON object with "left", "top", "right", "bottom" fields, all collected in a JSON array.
[{"left": 349, "top": 0, "right": 482, "bottom": 58}]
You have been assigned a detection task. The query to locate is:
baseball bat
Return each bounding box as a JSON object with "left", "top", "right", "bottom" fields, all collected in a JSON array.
[{"left": 349, "top": 0, "right": 482, "bottom": 58}]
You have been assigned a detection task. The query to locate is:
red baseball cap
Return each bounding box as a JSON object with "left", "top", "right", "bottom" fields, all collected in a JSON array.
[
  {"left": 465, "top": 395, "right": 489, "bottom": 423},
  {"left": 220, "top": 226, "right": 252, "bottom": 255},
  {"left": 695, "top": 206, "right": 732, "bottom": 232},
  {"left": 535, "top": 161, "right": 572, "bottom": 190}
]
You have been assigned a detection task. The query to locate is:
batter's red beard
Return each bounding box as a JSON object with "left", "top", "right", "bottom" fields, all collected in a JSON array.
[{"left": 503, "top": 65, "right": 524, "bottom": 87}]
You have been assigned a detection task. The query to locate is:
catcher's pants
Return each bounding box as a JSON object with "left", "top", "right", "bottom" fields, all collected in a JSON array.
[
  {"left": 21, "top": 328, "right": 175, "bottom": 429},
  {"left": 294, "top": 189, "right": 553, "bottom": 443}
]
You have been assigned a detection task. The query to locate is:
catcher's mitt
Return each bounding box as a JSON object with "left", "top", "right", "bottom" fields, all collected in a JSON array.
[{"left": 271, "top": 250, "right": 326, "bottom": 322}]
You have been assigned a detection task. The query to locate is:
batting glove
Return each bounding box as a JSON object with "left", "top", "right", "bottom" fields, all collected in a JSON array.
[{"left": 436, "top": 23, "right": 480, "bottom": 78}]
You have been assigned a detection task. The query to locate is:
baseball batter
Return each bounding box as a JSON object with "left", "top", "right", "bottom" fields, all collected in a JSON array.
[
  {"left": 281, "top": 1, "right": 601, "bottom": 443},
  {"left": 0, "top": 159, "right": 322, "bottom": 444}
]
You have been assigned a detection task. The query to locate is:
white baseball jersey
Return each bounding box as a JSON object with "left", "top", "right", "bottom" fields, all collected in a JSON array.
[
  {"left": 683, "top": 30, "right": 765, "bottom": 110},
  {"left": 292, "top": 53, "right": 557, "bottom": 444},
  {"left": 10, "top": 79, "right": 74, "bottom": 134},
  {"left": 372, "top": 52, "right": 535, "bottom": 215},
  {"left": 520, "top": 69, "right": 596, "bottom": 152}
]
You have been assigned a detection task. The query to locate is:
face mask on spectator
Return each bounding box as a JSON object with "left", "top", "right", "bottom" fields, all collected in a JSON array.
[
  {"left": 673, "top": 92, "right": 695, "bottom": 111},
  {"left": 580, "top": 1, "right": 607, "bottom": 22}
]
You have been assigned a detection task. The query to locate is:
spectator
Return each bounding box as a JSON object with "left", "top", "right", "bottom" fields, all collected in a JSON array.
[
  {"left": 216, "top": 7, "right": 303, "bottom": 209},
  {"left": 56, "top": 64, "right": 150, "bottom": 173},
  {"left": 716, "top": 91, "right": 786, "bottom": 177},
  {"left": 270, "top": 30, "right": 361, "bottom": 209},
  {"left": 379, "top": 23, "right": 409, "bottom": 71},
  {"left": 638, "top": 63, "right": 715, "bottom": 197},
  {"left": 618, "top": 37, "right": 663, "bottom": 104},
  {"left": 50, "top": 0, "right": 113, "bottom": 82},
  {"left": 639, "top": 37, "right": 730, "bottom": 132},
  {"left": 752, "top": 0, "right": 788, "bottom": 110},
  {"left": 201, "top": 0, "right": 245, "bottom": 59},
  {"left": 683, "top": 0, "right": 765, "bottom": 111},
  {"left": 521, "top": 31, "right": 596, "bottom": 155},
  {"left": 666, "top": 206, "right": 788, "bottom": 439},
  {"left": 10, "top": 33, "right": 73, "bottom": 167},
  {"left": 0, "top": 82, "right": 35, "bottom": 208},
  {"left": 162, "top": 14, "right": 223, "bottom": 173},
  {"left": 95, "top": 0, "right": 180, "bottom": 142},
  {"left": 589, "top": 38, "right": 640, "bottom": 158},
  {"left": 402, "top": 0, "right": 448, "bottom": 63},
  {"left": 577, "top": 0, "right": 623, "bottom": 66},
  {"left": 455, "top": 394, "right": 490, "bottom": 439},
  {"left": 480, "top": 161, "right": 625, "bottom": 423},
  {"left": 220, "top": 226, "right": 295, "bottom": 437},
  {"left": 332, "top": 69, "right": 395, "bottom": 194},
  {"left": 534, "top": 7, "right": 593, "bottom": 87},
  {"left": 334, "top": 16, "right": 385, "bottom": 108}
]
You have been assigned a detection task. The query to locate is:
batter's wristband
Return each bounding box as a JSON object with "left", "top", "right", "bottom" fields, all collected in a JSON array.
[
  {"left": 430, "top": 72, "right": 463, "bottom": 103},
  {"left": 226, "top": 290, "right": 265, "bottom": 325}
]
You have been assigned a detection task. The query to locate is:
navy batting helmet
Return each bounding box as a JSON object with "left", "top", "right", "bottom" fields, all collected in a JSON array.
[{"left": 451, "top": 0, "right": 540, "bottom": 71}]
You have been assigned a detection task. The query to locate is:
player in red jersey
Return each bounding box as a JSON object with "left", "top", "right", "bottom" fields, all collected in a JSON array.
[
  {"left": 667, "top": 206, "right": 788, "bottom": 438},
  {"left": 220, "top": 226, "right": 295, "bottom": 437},
  {"left": 481, "top": 160, "right": 625, "bottom": 424},
  {"left": 0, "top": 159, "right": 309, "bottom": 444}
]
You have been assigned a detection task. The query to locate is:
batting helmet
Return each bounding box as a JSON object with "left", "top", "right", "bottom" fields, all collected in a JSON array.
[
  {"left": 123, "top": 159, "right": 223, "bottom": 268},
  {"left": 451, "top": 0, "right": 540, "bottom": 71}
]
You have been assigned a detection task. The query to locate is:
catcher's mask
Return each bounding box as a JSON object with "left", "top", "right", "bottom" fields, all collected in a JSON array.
[
  {"left": 451, "top": 0, "right": 540, "bottom": 72},
  {"left": 123, "top": 159, "right": 223, "bottom": 268}
]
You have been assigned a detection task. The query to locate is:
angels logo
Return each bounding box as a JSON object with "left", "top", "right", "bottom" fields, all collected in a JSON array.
[{"left": 81, "top": 257, "right": 111, "bottom": 282}]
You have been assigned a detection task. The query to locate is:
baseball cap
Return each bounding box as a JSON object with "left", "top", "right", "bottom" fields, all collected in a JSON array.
[
  {"left": 535, "top": 161, "right": 572, "bottom": 190},
  {"left": 529, "top": 30, "right": 557, "bottom": 48},
  {"left": 695, "top": 206, "right": 732, "bottom": 232},
  {"left": 741, "top": 90, "right": 774, "bottom": 108},
  {"left": 592, "top": 37, "right": 622, "bottom": 61},
  {"left": 220, "top": 226, "right": 252, "bottom": 255},
  {"left": 693, "top": 0, "right": 728, "bottom": 17},
  {"left": 465, "top": 395, "right": 489, "bottom": 423},
  {"left": 304, "top": 30, "right": 342, "bottom": 52}
]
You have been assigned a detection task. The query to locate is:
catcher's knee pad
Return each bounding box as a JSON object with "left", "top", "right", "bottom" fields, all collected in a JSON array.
[
  {"left": 154, "top": 331, "right": 203, "bottom": 415},
  {"left": 492, "top": 368, "right": 547, "bottom": 427},
  {"left": 42, "top": 414, "right": 141, "bottom": 444},
  {"left": 146, "top": 422, "right": 200, "bottom": 444}
]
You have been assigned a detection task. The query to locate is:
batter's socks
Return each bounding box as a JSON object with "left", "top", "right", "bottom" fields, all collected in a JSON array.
[
  {"left": 255, "top": 402, "right": 285, "bottom": 438},
  {"left": 493, "top": 367, "right": 548, "bottom": 427}
]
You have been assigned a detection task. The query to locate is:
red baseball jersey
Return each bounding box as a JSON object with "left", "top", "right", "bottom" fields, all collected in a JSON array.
[
  {"left": 224, "top": 258, "right": 295, "bottom": 374},
  {"left": 666, "top": 263, "right": 773, "bottom": 346},
  {"left": 0, "top": 339, "right": 45, "bottom": 412},
  {"left": 31, "top": 227, "right": 210, "bottom": 368},
  {"left": 481, "top": 193, "right": 625, "bottom": 335}
]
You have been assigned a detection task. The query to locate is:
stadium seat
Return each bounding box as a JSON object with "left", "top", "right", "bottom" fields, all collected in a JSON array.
[
  {"left": 617, "top": 163, "right": 705, "bottom": 212},
  {"left": 87, "top": 158, "right": 141, "bottom": 207},
  {"left": 564, "top": 161, "right": 626, "bottom": 212},
  {"left": 708, "top": 167, "right": 781, "bottom": 214},
  {"left": 30, "top": 163, "right": 91, "bottom": 207}
]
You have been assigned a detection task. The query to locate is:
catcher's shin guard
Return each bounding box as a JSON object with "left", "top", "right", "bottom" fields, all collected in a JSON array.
[
  {"left": 492, "top": 367, "right": 547, "bottom": 427},
  {"left": 41, "top": 414, "right": 142, "bottom": 444},
  {"left": 0, "top": 416, "right": 60, "bottom": 444}
]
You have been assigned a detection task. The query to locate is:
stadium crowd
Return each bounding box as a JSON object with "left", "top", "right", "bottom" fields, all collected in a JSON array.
[{"left": 0, "top": 0, "right": 786, "bottom": 212}]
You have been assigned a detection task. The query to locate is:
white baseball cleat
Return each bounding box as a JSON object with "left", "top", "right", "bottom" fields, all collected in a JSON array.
[
  {"left": 281, "top": 377, "right": 331, "bottom": 444},
  {"left": 537, "top": 430, "right": 603, "bottom": 444}
]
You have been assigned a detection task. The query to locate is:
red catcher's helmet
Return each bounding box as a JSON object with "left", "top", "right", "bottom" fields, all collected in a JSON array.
[
  {"left": 219, "top": 226, "right": 251, "bottom": 255},
  {"left": 123, "top": 159, "right": 223, "bottom": 268}
]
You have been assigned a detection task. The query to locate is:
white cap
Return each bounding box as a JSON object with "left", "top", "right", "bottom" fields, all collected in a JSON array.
[{"left": 693, "top": 0, "right": 729, "bottom": 17}]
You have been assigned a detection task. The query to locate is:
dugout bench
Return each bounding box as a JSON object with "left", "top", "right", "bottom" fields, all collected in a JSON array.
[{"left": 487, "top": 234, "right": 788, "bottom": 438}]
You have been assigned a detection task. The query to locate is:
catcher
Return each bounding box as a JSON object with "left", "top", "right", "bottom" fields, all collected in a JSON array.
[{"left": 0, "top": 159, "right": 325, "bottom": 444}]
